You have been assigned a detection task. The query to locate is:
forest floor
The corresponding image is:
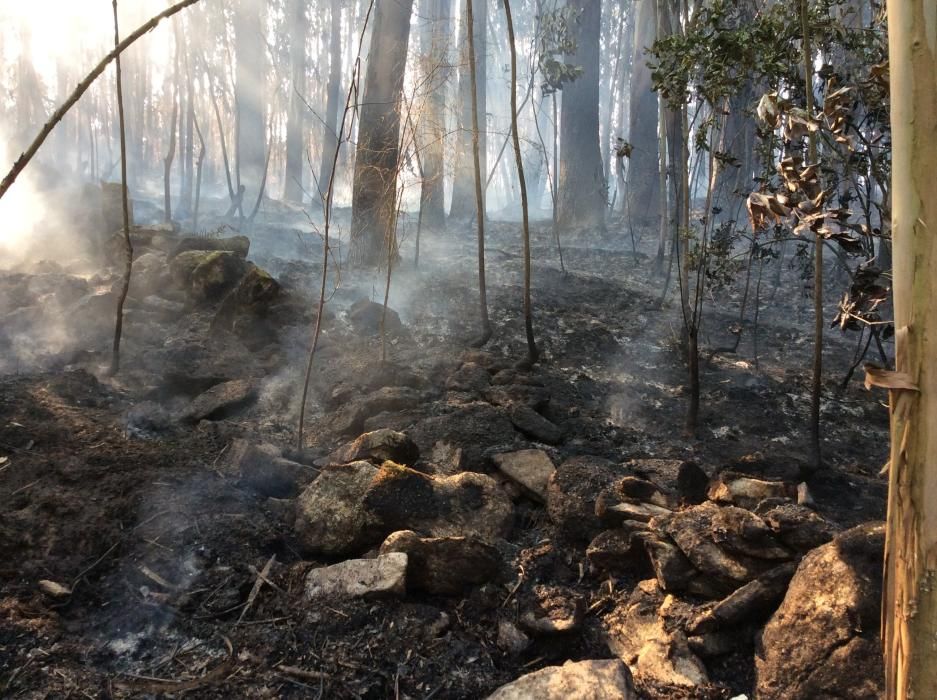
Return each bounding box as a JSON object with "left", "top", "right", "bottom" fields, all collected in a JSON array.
[{"left": 0, "top": 205, "right": 889, "bottom": 699}]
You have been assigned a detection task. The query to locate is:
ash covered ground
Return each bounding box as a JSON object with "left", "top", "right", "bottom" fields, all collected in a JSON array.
[{"left": 0, "top": 194, "right": 888, "bottom": 699}]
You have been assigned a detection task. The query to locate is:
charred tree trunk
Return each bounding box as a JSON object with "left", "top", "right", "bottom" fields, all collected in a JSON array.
[
  {"left": 318, "top": 0, "right": 343, "bottom": 198},
  {"left": 283, "top": 0, "right": 308, "bottom": 203},
  {"left": 349, "top": 0, "right": 415, "bottom": 267},
  {"left": 557, "top": 0, "right": 606, "bottom": 231},
  {"left": 627, "top": 0, "right": 659, "bottom": 223},
  {"left": 450, "top": 0, "right": 486, "bottom": 222}
]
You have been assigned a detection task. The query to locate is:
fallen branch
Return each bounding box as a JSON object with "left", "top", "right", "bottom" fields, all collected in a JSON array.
[
  {"left": 0, "top": 0, "right": 204, "bottom": 201},
  {"left": 237, "top": 554, "right": 276, "bottom": 624}
]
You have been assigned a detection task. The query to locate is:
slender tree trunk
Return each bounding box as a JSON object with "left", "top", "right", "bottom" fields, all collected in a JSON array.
[
  {"left": 450, "top": 0, "right": 487, "bottom": 221},
  {"left": 418, "top": 0, "right": 451, "bottom": 230},
  {"left": 110, "top": 0, "right": 132, "bottom": 376},
  {"left": 318, "top": 0, "right": 342, "bottom": 200},
  {"left": 627, "top": 0, "right": 659, "bottom": 223},
  {"left": 349, "top": 0, "right": 415, "bottom": 266},
  {"left": 163, "top": 82, "right": 178, "bottom": 223},
  {"left": 467, "top": 0, "right": 491, "bottom": 343},
  {"left": 882, "top": 3, "right": 937, "bottom": 698},
  {"left": 502, "top": 0, "right": 536, "bottom": 364},
  {"left": 283, "top": 0, "right": 308, "bottom": 203},
  {"left": 234, "top": 0, "right": 267, "bottom": 210}
]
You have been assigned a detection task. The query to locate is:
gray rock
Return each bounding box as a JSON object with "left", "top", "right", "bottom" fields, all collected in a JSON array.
[
  {"left": 492, "top": 449, "right": 556, "bottom": 502},
  {"left": 628, "top": 459, "right": 709, "bottom": 505},
  {"left": 294, "top": 461, "right": 382, "bottom": 556},
  {"left": 757, "top": 502, "right": 840, "bottom": 551},
  {"left": 180, "top": 379, "right": 257, "bottom": 423},
  {"left": 172, "top": 250, "right": 249, "bottom": 302},
  {"left": 604, "top": 580, "right": 709, "bottom": 690},
  {"left": 304, "top": 552, "right": 408, "bottom": 600},
  {"left": 707, "top": 471, "right": 793, "bottom": 509},
  {"left": 587, "top": 525, "right": 650, "bottom": 574},
  {"left": 329, "top": 429, "right": 420, "bottom": 466},
  {"left": 347, "top": 298, "right": 402, "bottom": 334},
  {"left": 329, "top": 387, "right": 424, "bottom": 436},
  {"left": 687, "top": 631, "right": 741, "bottom": 658},
  {"left": 363, "top": 463, "right": 514, "bottom": 542},
  {"left": 634, "top": 532, "right": 699, "bottom": 594},
  {"left": 486, "top": 659, "right": 637, "bottom": 700},
  {"left": 223, "top": 439, "right": 317, "bottom": 497},
  {"left": 408, "top": 403, "right": 517, "bottom": 472},
  {"left": 689, "top": 562, "right": 798, "bottom": 634},
  {"left": 519, "top": 585, "right": 585, "bottom": 635},
  {"left": 445, "top": 362, "right": 492, "bottom": 393},
  {"left": 496, "top": 621, "right": 531, "bottom": 654},
  {"left": 169, "top": 235, "right": 251, "bottom": 259},
  {"left": 379, "top": 530, "right": 501, "bottom": 595},
  {"left": 510, "top": 404, "right": 563, "bottom": 444},
  {"left": 755, "top": 522, "right": 885, "bottom": 700},
  {"left": 547, "top": 456, "right": 631, "bottom": 541}
]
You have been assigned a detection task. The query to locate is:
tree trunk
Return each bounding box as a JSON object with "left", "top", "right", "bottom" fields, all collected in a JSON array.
[
  {"left": 557, "top": 0, "right": 605, "bottom": 230},
  {"left": 450, "top": 0, "right": 486, "bottom": 222},
  {"left": 234, "top": 0, "right": 267, "bottom": 210},
  {"left": 283, "top": 0, "right": 308, "bottom": 203},
  {"left": 349, "top": 0, "right": 415, "bottom": 267},
  {"left": 318, "top": 0, "right": 343, "bottom": 199},
  {"left": 627, "top": 0, "right": 659, "bottom": 223},
  {"left": 418, "top": 0, "right": 451, "bottom": 230},
  {"left": 882, "top": 3, "right": 937, "bottom": 698}
]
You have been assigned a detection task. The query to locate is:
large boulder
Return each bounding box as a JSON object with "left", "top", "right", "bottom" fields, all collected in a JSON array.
[
  {"left": 347, "top": 298, "right": 402, "bottom": 334},
  {"left": 329, "top": 387, "right": 424, "bottom": 436},
  {"left": 755, "top": 522, "right": 885, "bottom": 700},
  {"left": 408, "top": 403, "right": 517, "bottom": 472},
  {"left": 170, "top": 234, "right": 251, "bottom": 259},
  {"left": 509, "top": 404, "right": 563, "bottom": 444},
  {"left": 363, "top": 462, "right": 514, "bottom": 542},
  {"left": 604, "top": 580, "right": 710, "bottom": 692},
  {"left": 329, "top": 429, "right": 420, "bottom": 466},
  {"left": 223, "top": 439, "right": 316, "bottom": 497},
  {"left": 546, "top": 456, "right": 631, "bottom": 541},
  {"left": 170, "top": 250, "right": 248, "bottom": 302},
  {"left": 379, "top": 530, "right": 501, "bottom": 595},
  {"left": 486, "top": 659, "right": 637, "bottom": 700},
  {"left": 179, "top": 378, "right": 257, "bottom": 423},
  {"left": 294, "top": 461, "right": 383, "bottom": 556}
]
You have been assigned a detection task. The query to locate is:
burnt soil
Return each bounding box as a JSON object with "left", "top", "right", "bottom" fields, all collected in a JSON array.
[{"left": 0, "top": 214, "right": 889, "bottom": 698}]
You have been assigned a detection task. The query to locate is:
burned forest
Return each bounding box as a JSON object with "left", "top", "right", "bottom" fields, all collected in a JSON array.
[{"left": 2, "top": 0, "right": 934, "bottom": 698}]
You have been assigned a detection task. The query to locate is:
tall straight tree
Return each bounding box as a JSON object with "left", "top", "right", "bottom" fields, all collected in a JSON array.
[
  {"left": 881, "top": 2, "right": 937, "bottom": 697},
  {"left": 557, "top": 0, "right": 606, "bottom": 230},
  {"left": 318, "top": 0, "right": 343, "bottom": 199},
  {"left": 626, "top": 0, "right": 659, "bottom": 222},
  {"left": 283, "top": 0, "right": 308, "bottom": 203},
  {"left": 418, "top": 0, "right": 451, "bottom": 230},
  {"left": 234, "top": 0, "right": 267, "bottom": 211},
  {"left": 350, "top": 0, "right": 415, "bottom": 266},
  {"left": 450, "top": 0, "right": 486, "bottom": 221}
]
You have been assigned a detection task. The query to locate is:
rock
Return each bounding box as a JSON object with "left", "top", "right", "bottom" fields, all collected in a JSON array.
[
  {"left": 486, "top": 659, "right": 637, "bottom": 700},
  {"left": 755, "top": 522, "right": 885, "bottom": 700},
  {"left": 632, "top": 532, "right": 711, "bottom": 595},
  {"left": 224, "top": 439, "right": 316, "bottom": 497},
  {"left": 519, "top": 585, "right": 585, "bottom": 635},
  {"left": 211, "top": 265, "right": 281, "bottom": 336},
  {"left": 169, "top": 235, "right": 251, "bottom": 259},
  {"left": 484, "top": 384, "right": 551, "bottom": 411},
  {"left": 707, "top": 471, "right": 792, "bottom": 509},
  {"left": 547, "top": 456, "right": 630, "bottom": 541},
  {"left": 689, "top": 562, "right": 798, "bottom": 634},
  {"left": 496, "top": 621, "right": 531, "bottom": 654},
  {"left": 445, "top": 362, "right": 491, "bottom": 393},
  {"left": 687, "top": 631, "right": 740, "bottom": 658},
  {"left": 363, "top": 463, "right": 514, "bottom": 542},
  {"left": 347, "top": 298, "right": 402, "bottom": 334},
  {"left": 598, "top": 500, "right": 673, "bottom": 525},
  {"left": 128, "top": 251, "right": 169, "bottom": 300},
  {"left": 663, "top": 502, "right": 791, "bottom": 591},
  {"left": 492, "top": 449, "right": 555, "bottom": 502},
  {"left": 756, "top": 502, "right": 839, "bottom": 551},
  {"left": 38, "top": 580, "right": 72, "bottom": 599},
  {"left": 509, "top": 404, "right": 563, "bottom": 444},
  {"left": 329, "top": 429, "right": 420, "bottom": 466},
  {"left": 628, "top": 459, "right": 709, "bottom": 505},
  {"left": 329, "top": 387, "right": 424, "bottom": 436},
  {"left": 294, "top": 461, "right": 382, "bottom": 556},
  {"left": 586, "top": 526, "right": 649, "bottom": 574},
  {"left": 408, "top": 403, "right": 517, "bottom": 472},
  {"left": 304, "top": 553, "right": 408, "bottom": 601},
  {"left": 607, "top": 476, "right": 674, "bottom": 509},
  {"left": 605, "top": 581, "right": 710, "bottom": 690},
  {"left": 189, "top": 251, "right": 250, "bottom": 302},
  {"left": 180, "top": 379, "right": 257, "bottom": 423},
  {"left": 379, "top": 530, "right": 501, "bottom": 595}
]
